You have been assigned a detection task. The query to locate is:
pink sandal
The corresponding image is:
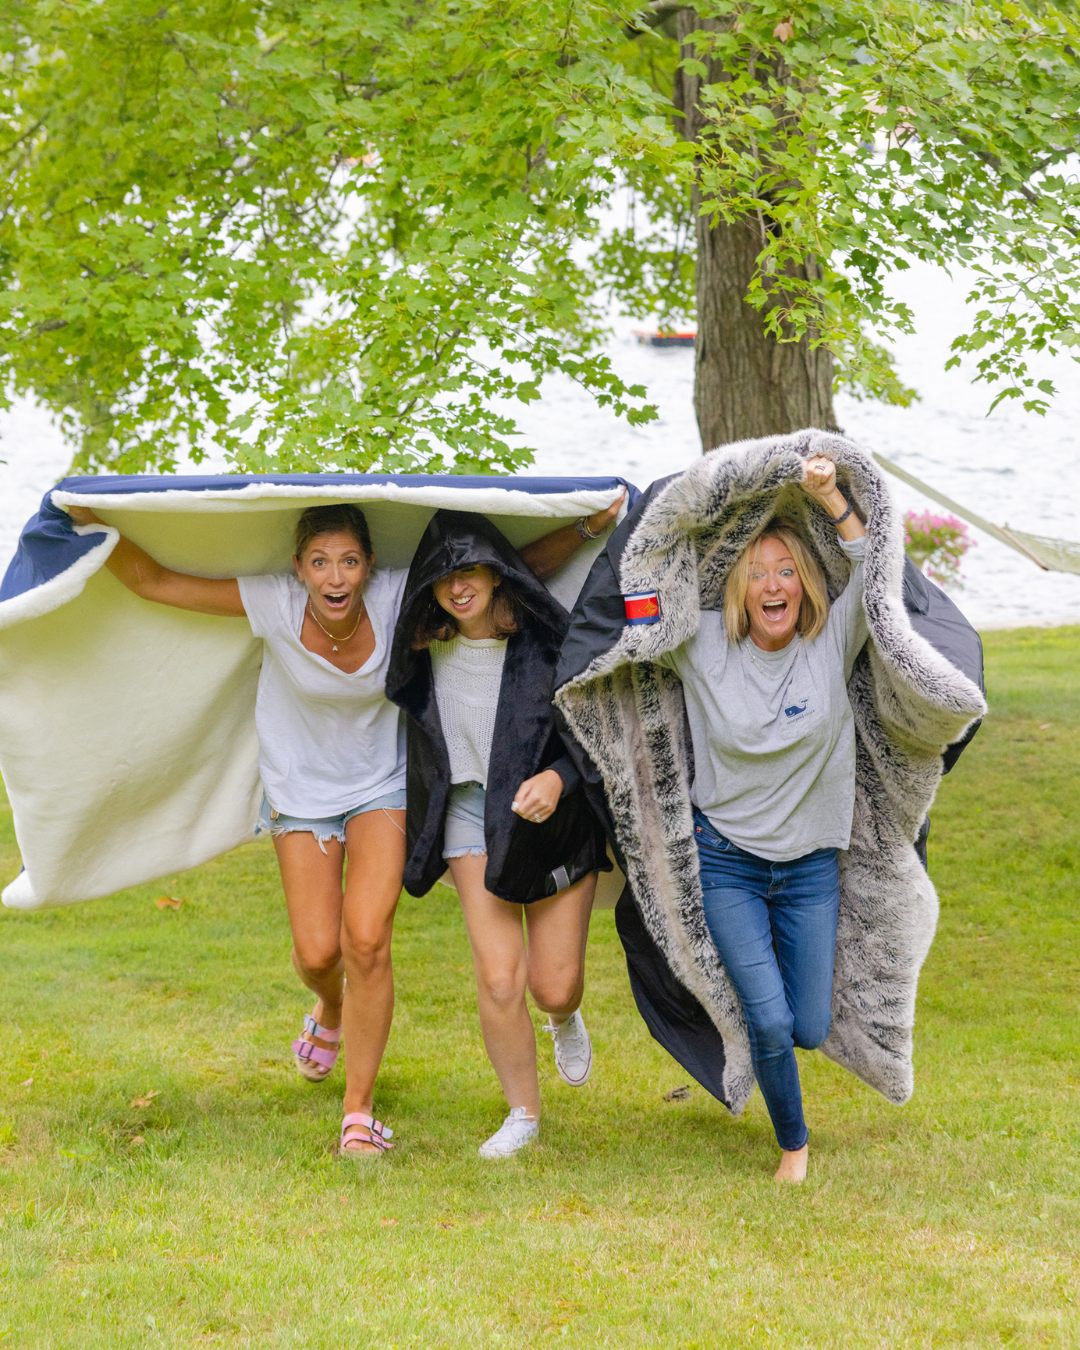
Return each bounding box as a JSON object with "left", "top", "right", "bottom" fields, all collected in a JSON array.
[
  {"left": 292, "top": 1012, "right": 341, "bottom": 1082},
  {"left": 339, "top": 1113, "right": 394, "bottom": 1157}
]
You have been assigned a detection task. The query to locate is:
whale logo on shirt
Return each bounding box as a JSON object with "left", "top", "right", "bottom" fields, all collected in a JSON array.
[{"left": 784, "top": 699, "right": 809, "bottom": 718}]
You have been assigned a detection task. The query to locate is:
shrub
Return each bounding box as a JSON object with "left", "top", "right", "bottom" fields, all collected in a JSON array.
[{"left": 904, "top": 511, "right": 975, "bottom": 589}]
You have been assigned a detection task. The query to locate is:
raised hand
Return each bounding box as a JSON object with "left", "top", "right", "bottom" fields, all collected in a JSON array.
[
  {"left": 801, "top": 456, "right": 838, "bottom": 502},
  {"left": 800, "top": 455, "right": 866, "bottom": 541},
  {"left": 583, "top": 487, "right": 628, "bottom": 537}
]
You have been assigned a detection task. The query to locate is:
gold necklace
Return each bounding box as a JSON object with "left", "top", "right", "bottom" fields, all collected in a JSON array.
[{"left": 306, "top": 598, "right": 367, "bottom": 652}]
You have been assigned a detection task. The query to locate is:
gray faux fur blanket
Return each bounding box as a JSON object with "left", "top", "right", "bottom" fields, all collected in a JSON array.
[{"left": 555, "top": 430, "right": 987, "bottom": 1113}]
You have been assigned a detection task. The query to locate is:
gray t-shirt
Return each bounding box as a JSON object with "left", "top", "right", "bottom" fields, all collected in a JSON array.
[{"left": 660, "top": 536, "right": 868, "bottom": 861}]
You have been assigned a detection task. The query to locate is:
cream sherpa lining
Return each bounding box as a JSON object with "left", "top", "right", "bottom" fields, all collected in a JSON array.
[{"left": 1, "top": 483, "right": 625, "bottom": 910}]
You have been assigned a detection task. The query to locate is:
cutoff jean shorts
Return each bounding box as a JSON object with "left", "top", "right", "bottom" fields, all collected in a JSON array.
[
  {"left": 258, "top": 788, "right": 407, "bottom": 852},
  {"left": 442, "top": 781, "right": 488, "bottom": 859},
  {"left": 693, "top": 809, "right": 840, "bottom": 1153}
]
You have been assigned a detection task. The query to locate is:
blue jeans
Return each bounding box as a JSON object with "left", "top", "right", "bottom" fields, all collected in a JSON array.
[{"left": 694, "top": 810, "right": 840, "bottom": 1152}]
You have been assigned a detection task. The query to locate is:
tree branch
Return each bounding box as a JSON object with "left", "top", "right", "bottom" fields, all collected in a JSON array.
[
  {"left": 19, "top": 318, "right": 69, "bottom": 340},
  {"left": 2, "top": 117, "right": 48, "bottom": 161}
]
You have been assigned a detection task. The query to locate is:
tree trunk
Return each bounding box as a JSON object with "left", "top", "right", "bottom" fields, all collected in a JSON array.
[{"left": 673, "top": 12, "right": 837, "bottom": 451}]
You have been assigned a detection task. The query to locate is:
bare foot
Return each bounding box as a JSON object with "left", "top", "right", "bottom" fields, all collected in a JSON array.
[{"left": 774, "top": 1145, "right": 808, "bottom": 1182}]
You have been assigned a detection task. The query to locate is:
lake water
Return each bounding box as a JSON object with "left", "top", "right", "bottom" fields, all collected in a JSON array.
[{"left": 2, "top": 259, "right": 1078, "bottom": 630}]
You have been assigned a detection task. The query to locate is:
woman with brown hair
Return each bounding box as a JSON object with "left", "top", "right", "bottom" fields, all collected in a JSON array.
[
  {"left": 66, "top": 498, "right": 617, "bottom": 1156},
  {"left": 387, "top": 509, "right": 614, "bottom": 1159}
]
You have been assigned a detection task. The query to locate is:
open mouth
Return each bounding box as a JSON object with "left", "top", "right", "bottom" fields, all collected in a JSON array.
[
  {"left": 323, "top": 591, "right": 350, "bottom": 611},
  {"left": 450, "top": 594, "right": 476, "bottom": 610},
  {"left": 762, "top": 599, "right": 788, "bottom": 622}
]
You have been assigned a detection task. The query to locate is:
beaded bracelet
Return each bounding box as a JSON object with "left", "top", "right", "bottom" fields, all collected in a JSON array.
[{"left": 826, "top": 500, "right": 853, "bottom": 526}]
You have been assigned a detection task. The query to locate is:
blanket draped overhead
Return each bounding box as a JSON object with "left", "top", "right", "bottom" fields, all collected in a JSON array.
[
  {"left": 554, "top": 432, "right": 987, "bottom": 1112},
  {"left": 0, "top": 472, "right": 632, "bottom": 911}
]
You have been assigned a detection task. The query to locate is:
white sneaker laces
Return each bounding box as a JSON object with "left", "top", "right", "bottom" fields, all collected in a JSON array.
[
  {"left": 479, "top": 1106, "right": 538, "bottom": 1159},
  {"left": 544, "top": 1016, "right": 586, "bottom": 1053},
  {"left": 543, "top": 1010, "right": 593, "bottom": 1086}
]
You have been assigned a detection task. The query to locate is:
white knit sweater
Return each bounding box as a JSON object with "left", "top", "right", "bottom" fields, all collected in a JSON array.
[{"left": 430, "top": 636, "right": 508, "bottom": 786}]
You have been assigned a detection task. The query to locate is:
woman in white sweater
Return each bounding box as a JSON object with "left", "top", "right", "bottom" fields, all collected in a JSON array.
[{"left": 387, "top": 508, "right": 619, "bottom": 1158}]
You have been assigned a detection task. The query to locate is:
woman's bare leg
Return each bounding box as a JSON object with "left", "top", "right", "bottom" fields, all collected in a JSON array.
[
  {"left": 523, "top": 872, "right": 595, "bottom": 1025},
  {"left": 274, "top": 831, "right": 348, "bottom": 1044},
  {"left": 450, "top": 854, "right": 539, "bottom": 1118},
  {"left": 339, "top": 809, "right": 406, "bottom": 1129}
]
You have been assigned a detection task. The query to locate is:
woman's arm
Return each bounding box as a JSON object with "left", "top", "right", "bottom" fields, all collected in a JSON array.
[
  {"left": 67, "top": 507, "right": 246, "bottom": 617},
  {"left": 798, "top": 460, "right": 869, "bottom": 663},
  {"left": 800, "top": 459, "right": 866, "bottom": 541},
  {"left": 518, "top": 490, "right": 627, "bottom": 581}
]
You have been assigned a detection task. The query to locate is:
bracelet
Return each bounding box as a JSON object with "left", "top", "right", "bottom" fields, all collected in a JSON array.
[
  {"left": 826, "top": 500, "right": 853, "bottom": 526},
  {"left": 575, "top": 515, "right": 603, "bottom": 541}
]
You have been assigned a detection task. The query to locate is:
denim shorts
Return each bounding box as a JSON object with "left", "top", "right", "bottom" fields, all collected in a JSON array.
[
  {"left": 258, "top": 788, "right": 407, "bottom": 851},
  {"left": 443, "top": 781, "right": 488, "bottom": 859}
]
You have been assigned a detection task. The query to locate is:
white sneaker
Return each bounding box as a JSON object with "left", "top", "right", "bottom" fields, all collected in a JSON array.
[
  {"left": 543, "top": 1010, "right": 593, "bottom": 1086},
  {"left": 477, "top": 1106, "right": 539, "bottom": 1159}
]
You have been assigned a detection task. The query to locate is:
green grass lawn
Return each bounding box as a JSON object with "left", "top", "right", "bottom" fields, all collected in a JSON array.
[{"left": 1, "top": 626, "right": 1078, "bottom": 1348}]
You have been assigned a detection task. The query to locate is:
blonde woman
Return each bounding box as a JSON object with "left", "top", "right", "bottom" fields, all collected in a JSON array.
[{"left": 657, "top": 457, "right": 866, "bottom": 1182}]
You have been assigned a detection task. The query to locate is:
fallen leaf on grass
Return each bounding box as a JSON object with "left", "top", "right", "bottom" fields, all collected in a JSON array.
[
  {"left": 155, "top": 895, "right": 186, "bottom": 911},
  {"left": 130, "top": 1089, "right": 161, "bottom": 1108},
  {"left": 663, "top": 1085, "right": 691, "bottom": 1101},
  {"left": 1039, "top": 723, "right": 1053, "bottom": 730},
  {"left": 18, "top": 1078, "right": 33, "bottom": 1089},
  {"left": 380, "top": 1217, "right": 398, "bottom": 1227},
  {"left": 129, "top": 1136, "right": 146, "bottom": 1146}
]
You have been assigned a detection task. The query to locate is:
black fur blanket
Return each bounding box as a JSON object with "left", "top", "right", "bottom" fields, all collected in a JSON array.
[{"left": 555, "top": 431, "right": 987, "bottom": 1113}]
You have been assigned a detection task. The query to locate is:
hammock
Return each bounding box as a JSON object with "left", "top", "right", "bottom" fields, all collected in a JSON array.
[{"left": 873, "top": 452, "right": 1080, "bottom": 576}]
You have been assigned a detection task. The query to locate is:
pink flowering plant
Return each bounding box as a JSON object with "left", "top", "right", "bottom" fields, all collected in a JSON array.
[{"left": 903, "top": 512, "right": 975, "bottom": 589}]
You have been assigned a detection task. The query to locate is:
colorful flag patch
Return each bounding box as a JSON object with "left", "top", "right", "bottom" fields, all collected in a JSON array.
[{"left": 624, "top": 590, "right": 661, "bottom": 625}]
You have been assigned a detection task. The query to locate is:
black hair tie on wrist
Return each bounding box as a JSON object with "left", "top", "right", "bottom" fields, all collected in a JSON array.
[{"left": 826, "top": 500, "right": 853, "bottom": 526}]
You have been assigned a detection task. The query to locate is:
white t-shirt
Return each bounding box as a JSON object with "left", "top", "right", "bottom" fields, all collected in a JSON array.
[
  {"left": 237, "top": 567, "right": 408, "bottom": 819},
  {"left": 430, "top": 636, "right": 507, "bottom": 786}
]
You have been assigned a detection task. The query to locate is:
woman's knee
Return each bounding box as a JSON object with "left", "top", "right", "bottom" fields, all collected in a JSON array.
[
  {"left": 748, "top": 1010, "right": 795, "bottom": 1060},
  {"left": 792, "top": 1011, "right": 832, "bottom": 1051},
  {"left": 529, "top": 970, "right": 583, "bottom": 1017},
  {"left": 476, "top": 967, "right": 527, "bottom": 1012},
  {"left": 340, "top": 922, "right": 392, "bottom": 974},
  {"left": 292, "top": 940, "right": 341, "bottom": 982}
]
